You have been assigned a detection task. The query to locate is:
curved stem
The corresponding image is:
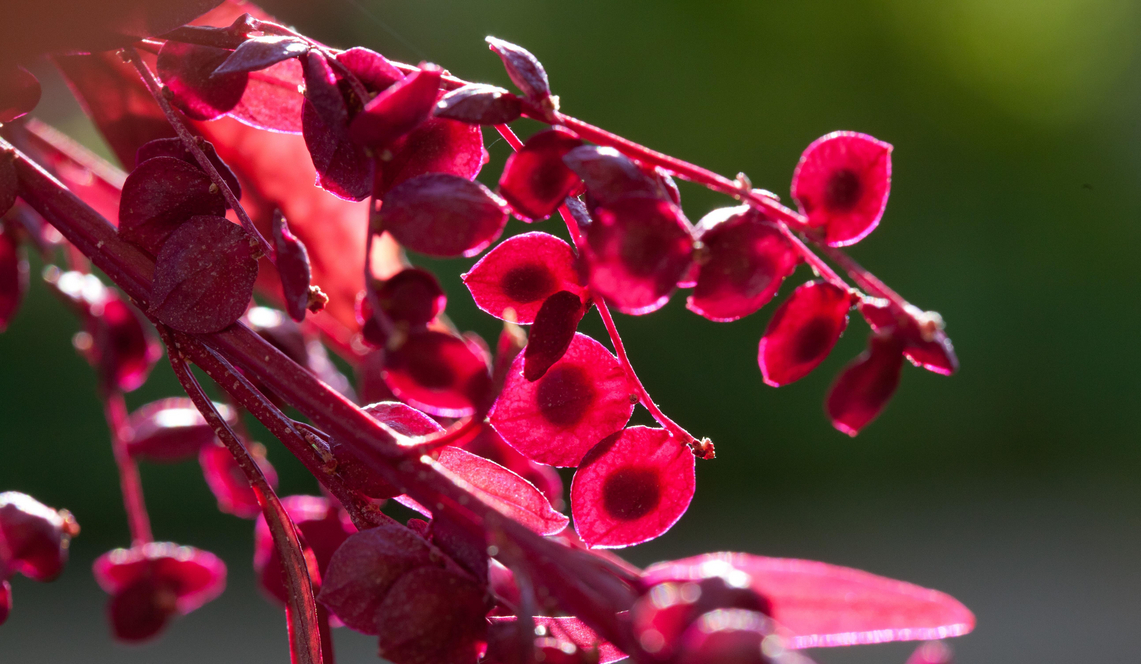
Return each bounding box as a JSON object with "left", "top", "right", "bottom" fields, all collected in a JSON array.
[{"left": 102, "top": 391, "right": 152, "bottom": 546}]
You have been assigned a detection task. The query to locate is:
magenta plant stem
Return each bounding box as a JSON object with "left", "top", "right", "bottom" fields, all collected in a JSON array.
[{"left": 102, "top": 390, "right": 153, "bottom": 546}]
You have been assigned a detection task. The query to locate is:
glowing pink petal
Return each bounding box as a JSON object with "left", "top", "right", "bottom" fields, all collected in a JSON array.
[
  {"left": 825, "top": 334, "right": 906, "bottom": 436},
  {"left": 758, "top": 281, "right": 852, "bottom": 387},
  {"left": 378, "top": 173, "right": 509, "bottom": 258},
  {"left": 490, "top": 333, "right": 634, "bottom": 467},
  {"left": 463, "top": 232, "right": 582, "bottom": 324},
  {"left": 254, "top": 495, "right": 354, "bottom": 606},
  {"left": 376, "top": 565, "right": 489, "bottom": 663},
  {"left": 792, "top": 131, "right": 892, "bottom": 246},
  {"left": 126, "top": 397, "right": 233, "bottom": 463},
  {"left": 199, "top": 441, "right": 278, "bottom": 519},
  {"left": 349, "top": 63, "right": 442, "bottom": 149},
  {"left": 436, "top": 84, "right": 522, "bottom": 125},
  {"left": 571, "top": 426, "right": 694, "bottom": 548},
  {"left": 383, "top": 330, "right": 493, "bottom": 417},
  {"left": 0, "top": 491, "right": 78, "bottom": 582},
  {"left": 498, "top": 127, "right": 584, "bottom": 221},
  {"left": 118, "top": 156, "right": 226, "bottom": 255}
]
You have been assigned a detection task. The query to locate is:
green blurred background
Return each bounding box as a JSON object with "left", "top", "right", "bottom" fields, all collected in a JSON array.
[{"left": 4, "top": 0, "right": 1141, "bottom": 661}]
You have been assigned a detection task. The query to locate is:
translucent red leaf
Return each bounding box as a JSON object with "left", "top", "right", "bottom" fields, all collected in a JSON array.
[
  {"left": 462, "top": 232, "right": 581, "bottom": 325},
  {"left": 487, "top": 616, "right": 628, "bottom": 664},
  {"left": 373, "top": 268, "right": 446, "bottom": 327},
  {"left": 273, "top": 213, "right": 313, "bottom": 321},
  {"left": 254, "top": 495, "right": 354, "bottom": 605},
  {"left": 688, "top": 206, "right": 799, "bottom": 322},
  {"left": 317, "top": 523, "right": 434, "bottom": 634},
  {"left": 826, "top": 334, "right": 905, "bottom": 436},
  {"left": 436, "top": 84, "right": 522, "bottom": 125},
  {"left": 642, "top": 552, "right": 975, "bottom": 649},
  {"left": 214, "top": 36, "right": 310, "bottom": 75},
  {"left": 150, "top": 215, "right": 259, "bottom": 334},
  {"left": 378, "top": 173, "right": 508, "bottom": 258},
  {"left": 136, "top": 136, "right": 242, "bottom": 200},
  {"left": 674, "top": 609, "right": 777, "bottom": 664},
  {"left": 119, "top": 156, "right": 226, "bottom": 255},
  {"left": 858, "top": 299, "right": 958, "bottom": 376},
  {"left": 373, "top": 116, "right": 487, "bottom": 197},
  {"left": 498, "top": 128, "right": 584, "bottom": 222},
  {"left": 758, "top": 281, "right": 852, "bottom": 387},
  {"left": 157, "top": 41, "right": 248, "bottom": 121},
  {"left": 0, "top": 65, "right": 42, "bottom": 124},
  {"left": 302, "top": 52, "right": 373, "bottom": 201},
  {"left": 562, "top": 146, "right": 665, "bottom": 208},
  {"left": 571, "top": 426, "right": 694, "bottom": 548},
  {"left": 227, "top": 56, "right": 306, "bottom": 134},
  {"left": 375, "top": 565, "right": 489, "bottom": 664},
  {"left": 791, "top": 131, "right": 892, "bottom": 247},
  {"left": 0, "top": 229, "right": 27, "bottom": 333},
  {"left": 524, "top": 291, "right": 586, "bottom": 381},
  {"left": 383, "top": 330, "right": 493, "bottom": 418},
  {"left": 126, "top": 397, "right": 234, "bottom": 463},
  {"left": 335, "top": 47, "right": 404, "bottom": 93},
  {"left": 584, "top": 196, "right": 695, "bottom": 315},
  {"left": 349, "top": 63, "right": 442, "bottom": 149},
  {"left": 0, "top": 491, "right": 77, "bottom": 582},
  {"left": 464, "top": 425, "right": 563, "bottom": 508},
  {"left": 199, "top": 441, "right": 278, "bottom": 518},
  {"left": 0, "top": 580, "right": 9, "bottom": 626},
  {"left": 490, "top": 332, "right": 633, "bottom": 467},
  {"left": 93, "top": 542, "right": 226, "bottom": 642},
  {"left": 486, "top": 37, "right": 551, "bottom": 101}
]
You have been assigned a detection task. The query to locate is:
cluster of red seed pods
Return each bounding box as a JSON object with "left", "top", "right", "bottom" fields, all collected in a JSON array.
[{"left": 0, "top": 1, "right": 969, "bottom": 662}]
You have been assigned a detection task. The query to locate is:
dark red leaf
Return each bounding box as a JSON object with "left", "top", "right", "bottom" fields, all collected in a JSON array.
[
  {"left": 0, "top": 491, "right": 78, "bottom": 582},
  {"left": 375, "top": 565, "right": 489, "bottom": 664},
  {"left": 136, "top": 136, "right": 242, "bottom": 200},
  {"left": 373, "top": 116, "right": 487, "bottom": 197},
  {"left": 688, "top": 206, "right": 800, "bottom": 322},
  {"left": 372, "top": 268, "right": 446, "bottom": 327},
  {"left": 463, "top": 232, "right": 581, "bottom": 324},
  {"left": 571, "top": 426, "right": 694, "bottom": 548},
  {"left": 214, "top": 36, "right": 310, "bottom": 75},
  {"left": 0, "top": 229, "right": 27, "bottom": 332},
  {"left": 335, "top": 47, "right": 404, "bottom": 93},
  {"left": 302, "top": 52, "right": 373, "bottom": 201},
  {"left": 858, "top": 298, "right": 958, "bottom": 376},
  {"left": 254, "top": 495, "right": 354, "bottom": 605},
  {"left": 378, "top": 173, "right": 508, "bottom": 257},
  {"left": 119, "top": 156, "right": 226, "bottom": 255},
  {"left": 826, "top": 334, "right": 905, "bottom": 436},
  {"left": 490, "top": 332, "right": 634, "bottom": 467},
  {"left": 486, "top": 37, "right": 551, "bottom": 102},
  {"left": 126, "top": 397, "right": 234, "bottom": 463},
  {"left": 757, "top": 281, "right": 852, "bottom": 387},
  {"left": 317, "top": 524, "right": 434, "bottom": 635},
  {"left": 792, "top": 131, "right": 892, "bottom": 246},
  {"left": 436, "top": 84, "right": 522, "bottom": 125},
  {"left": 150, "top": 215, "right": 259, "bottom": 334},
  {"left": 199, "top": 440, "right": 278, "bottom": 518},
  {"left": 0, "top": 66, "right": 40, "bottom": 125},
  {"left": 498, "top": 128, "right": 584, "bottom": 221},
  {"left": 349, "top": 63, "right": 442, "bottom": 149},
  {"left": 584, "top": 196, "right": 695, "bottom": 315},
  {"left": 157, "top": 41, "right": 249, "bottom": 121},
  {"left": 273, "top": 213, "right": 313, "bottom": 321},
  {"left": 383, "top": 330, "right": 493, "bottom": 418},
  {"left": 562, "top": 146, "right": 664, "bottom": 208},
  {"left": 524, "top": 291, "right": 586, "bottom": 381}
]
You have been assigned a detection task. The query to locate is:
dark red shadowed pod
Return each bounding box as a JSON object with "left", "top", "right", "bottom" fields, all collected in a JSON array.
[
  {"left": 486, "top": 37, "right": 551, "bottom": 102},
  {"left": 126, "top": 397, "right": 234, "bottom": 463},
  {"left": 584, "top": 196, "right": 695, "bottom": 315},
  {"left": 688, "top": 206, "right": 800, "bottom": 322},
  {"left": 199, "top": 441, "right": 278, "bottom": 518},
  {"left": 0, "top": 65, "right": 42, "bottom": 124},
  {"left": 859, "top": 298, "right": 958, "bottom": 376},
  {"left": 490, "top": 332, "right": 634, "bottom": 467},
  {"left": 791, "top": 131, "right": 892, "bottom": 247},
  {"left": 758, "top": 281, "right": 852, "bottom": 387},
  {"left": 462, "top": 231, "right": 581, "bottom": 324},
  {"left": 272, "top": 213, "right": 314, "bottom": 322},
  {"left": 0, "top": 492, "right": 79, "bottom": 582},
  {"left": 254, "top": 495, "right": 354, "bottom": 606},
  {"left": 571, "top": 426, "right": 695, "bottom": 548},
  {"left": 135, "top": 137, "right": 242, "bottom": 201},
  {"left": 118, "top": 156, "right": 226, "bottom": 256},
  {"left": 0, "top": 227, "right": 28, "bottom": 332},
  {"left": 330, "top": 400, "right": 444, "bottom": 500},
  {"left": 349, "top": 63, "right": 442, "bottom": 149},
  {"left": 436, "top": 84, "right": 522, "bottom": 125},
  {"left": 377, "top": 173, "right": 509, "bottom": 258},
  {"left": 498, "top": 127, "right": 584, "bottom": 221},
  {"left": 93, "top": 542, "right": 226, "bottom": 643},
  {"left": 301, "top": 52, "right": 373, "bottom": 201},
  {"left": 524, "top": 290, "right": 587, "bottom": 381},
  {"left": 382, "top": 330, "right": 493, "bottom": 418},
  {"left": 825, "top": 334, "right": 906, "bottom": 436}
]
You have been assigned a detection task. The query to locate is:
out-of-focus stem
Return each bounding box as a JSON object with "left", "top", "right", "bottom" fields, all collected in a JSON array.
[{"left": 102, "top": 391, "right": 152, "bottom": 546}]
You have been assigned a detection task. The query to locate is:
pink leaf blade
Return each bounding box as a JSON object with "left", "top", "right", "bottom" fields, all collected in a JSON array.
[
  {"left": 349, "top": 63, "right": 442, "bottom": 149},
  {"left": 462, "top": 231, "right": 581, "bottom": 324},
  {"left": 273, "top": 213, "right": 313, "bottom": 321},
  {"left": 523, "top": 290, "right": 586, "bottom": 381}
]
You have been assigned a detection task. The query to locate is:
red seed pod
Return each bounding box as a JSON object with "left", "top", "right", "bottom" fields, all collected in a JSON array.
[
  {"left": 301, "top": 52, "right": 373, "bottom": 201},
  {"left": 118, "top": 156, "right": 226, "bottom": 256},
  {"left": 331, "top": 400, "right": 443, "bottom": 500},
  {"left": 462, "top": 231, "right": 582, "bottom": 324},
  {"left": 825, "top": 333, "right": 906, "bottom": 436},
  {"left": 349, "top": 63, "right": 443, "bottom": 149},
  {"left": 0, "top": 579, "right": 9, "bottom": 625},
  {"left": 858, "top": 298, "right": 958, "bottom": 376},
  {"left": 213, "top": 36, "right": 310, "bottom": 76},
  {"left": 490, "top": 332, "right": 634, "bottom": 467},
  {"left": 335, "top": 47, "right": 404, "bottom": 94},
  {"left": 0, "top": 153, "right": 16, "bottom": 218},
  {"left": 688, "top": 206, "right": 800, "bottom": 322},
  {"left": 375, "top": 565, "right": 489, "bottom": 664},
  {"left": 0, "top": 227, "right": 28, "bottom": 332},
  {"left": 906, "top": 641, "right": 954, "bottom": 664},
  {"left": 157, "top": 41, "right": 249, "bottom": 121},
  {"left": 757, "top": 281, "right": 852, "bottom": 387},
  {"left": 383, "top": 330, "right": 494, "bottom": 418},
  {"left": 125, "top": 397, "right": 235, "bottom": 463},
  {"left": 0, "top": 65, "right": 42, "bottom": 124},
  {"left": 317, "top": 523, "right": 435, "bottom": 634},
  {"left": 486, "top": 37, "right": 551, "bottom": 102},
  {"left": 93, "top": 542, "right": 226, "bottom": 643},
  {"left": 378, "top": 173, "right": 508, "bottom": 258},
  {"left": 571, "top": 426, "right": 694, "bottom": 548},
  {"left": 435, "top": 84, "right": 522, "bottom": 125},
  {"left": 584, "top": 196, "right": 695, "bottom": 315},
  {"left": 272, "top": 213, "right": 314, "bottom": 321},
  {"left": 373, "top": 268, "right": 447, "bottom": 328},
  {"left": 523, "top": 290, "right": 586, "bottom": 381},
  {"left": 150, "top": 215, "right": 260, "bottom": 335},
  {"left": 135, "top": 137, "right": 243, "bottom": 201},
  {"left": 791, "top": 131, "right": 892, "bottom": 246},
  {"left": 463, "top": 425, "right": 564, "bottom": 510},
  {"left": 199, "top": 441, "right": 278, "bottom": 519},
  {"left": 498, "top": 128, "right": 584, "bottom": 221},
  {"left": 374, "top": 116, "right": 487, "bottom": 196},
  {"left": 0, "top": 492, "right": 78, "bottom": 582},
  {"left": 254, "top": 495, "right": 354, "bottom": 606},
  {"left": 673, "top": 609, "right": 781, "bottom": 664},
  {"left": 562, "top": 146, "right": 666, "bottom": 209}
]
